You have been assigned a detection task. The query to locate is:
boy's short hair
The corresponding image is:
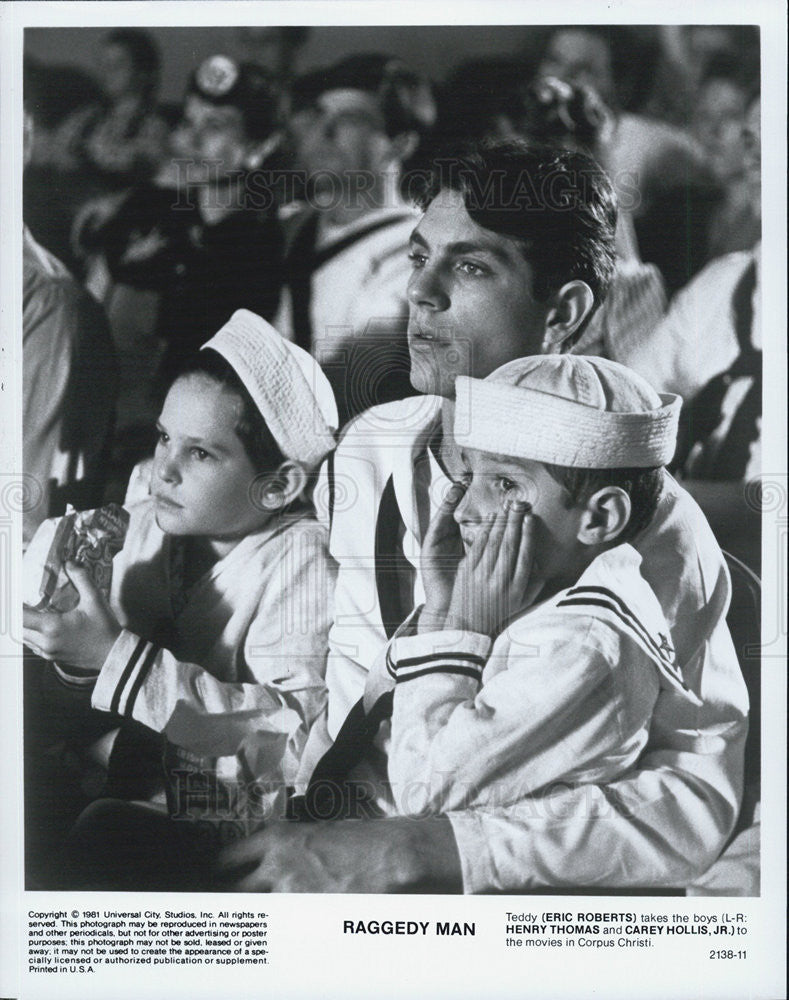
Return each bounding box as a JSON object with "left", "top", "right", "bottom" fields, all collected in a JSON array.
[
  {"left": 188, "top": 55, "right": 278, "bottom": 141},
  {"left": 413, "top": 138, "right": 617, "bottom": 317},
  {"left": 176, "top": 350, "right": 285, "bottom": 474},
  {"left": 543, "top": 463, "right": 664, "bottom": 542}
]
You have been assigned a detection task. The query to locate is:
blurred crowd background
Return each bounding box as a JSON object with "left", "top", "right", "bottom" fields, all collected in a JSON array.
[{"left": 23, "top": 24, "right": 762, "bottom": 570}]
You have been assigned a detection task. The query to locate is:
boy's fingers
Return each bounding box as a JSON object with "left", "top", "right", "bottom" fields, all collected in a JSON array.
[
  {"left": 442, "top": 482, "right": 466, "bottom": 508},
  {"left": 500, "top": 500, "right": 529, "bottom": 567},
  {"left": 511, "top": 513, "right": 536, "bottom": 587},
  {"left": 482, "top": 505, "right": 508, "bottom": 568},
  {"left": 64, "top": 561, "right": 102, "bottom": 607},
  {"left": 468, "top": 517, "right": 493, "bottom": 570},
  {"left": 425, "top": 486, "right": 464, "bottom": 543},
  {"left": 23, "top": 604, "right": 47, "bottom": 632}
]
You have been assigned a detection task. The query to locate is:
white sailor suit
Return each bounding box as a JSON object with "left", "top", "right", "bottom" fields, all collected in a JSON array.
[
  {"left": 90, "top": 496, "right": 334, "bottom": 829},
  {"left": 385, "top": 544, "right": 699, "bottom": 816},
  {"left": 310, "top": 395, "right": 749, "bottom": 891}
]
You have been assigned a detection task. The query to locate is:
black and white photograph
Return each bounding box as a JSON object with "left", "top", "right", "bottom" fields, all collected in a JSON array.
[{"left": 1, "top": 3, "right": 786, "bottom": 999}]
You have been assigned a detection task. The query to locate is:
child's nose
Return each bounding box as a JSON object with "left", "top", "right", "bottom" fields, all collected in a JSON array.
[
  {"left": 453, "top": 486, "right": 476, "bottom": 524},
  {"left": 155, "top": 450, "right": 181, "bottom": 484}
]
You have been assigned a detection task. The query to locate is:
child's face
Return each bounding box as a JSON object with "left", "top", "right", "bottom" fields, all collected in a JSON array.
[
  {"left": 454, "top": 448, "right": 587, "bottom": 590},
  {"left": 151, "top": 374, "right": 271, "bottom": 542}
]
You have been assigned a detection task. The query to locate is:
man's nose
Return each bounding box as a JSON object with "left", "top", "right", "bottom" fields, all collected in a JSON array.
[{"left": 407, "top": 262, "right": 450, "bottom": 312}]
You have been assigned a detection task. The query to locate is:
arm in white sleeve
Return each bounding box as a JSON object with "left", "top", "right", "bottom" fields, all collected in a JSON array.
[
  {"left": 445, "top": 652, "right": 747, "bottom": 893},
  {"left": 91, "top": 629, "right": 315, "bottom": 758},
  {"left": 92, "top": 525, "right": 334, "bottom": 777},
  {"left": 388, "top": 622, "right": 659, "bottom": 817},
  {"left": 447, "top": 734, "right": 745, "bottom": 892}
]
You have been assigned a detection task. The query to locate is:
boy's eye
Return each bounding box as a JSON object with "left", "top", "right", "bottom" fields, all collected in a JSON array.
[
  {"left": 407, "top": 250, "right": 427, "bottom": 268},
  {"left": 496, "top": 476, "right": 519, "bottom": 494},
  {"left": 156, "top": 430, "right": 169, "bottom": 445},
  {"left": 190, "top": 447, "right": 211, "bottom": 461}
]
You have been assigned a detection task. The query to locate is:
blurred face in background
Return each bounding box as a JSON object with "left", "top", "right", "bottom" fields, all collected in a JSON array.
[
  {"left": 742, "top": 97, "right": 761, "bottom": 209},
  {"left": 99, "top": 43, "right": 145, "bottom": 102},
  {"left": 171, "top": 95, "right": 251, "bottom": 183},
  {"left": 692, "top": 77, "right": 749, "bottom": 182},
  {"left": 539, "top": 30, "right": 615, "bottom": 106},
  {"left": 288, "top": 88, "right": 392, "bottom": 204},
  {"left": 685, "top": 27, "right": 737, "bottom": 70}
]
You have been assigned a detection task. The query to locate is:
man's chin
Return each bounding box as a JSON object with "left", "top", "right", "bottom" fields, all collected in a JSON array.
[{"left": 408, "top": 357, "right": 455, "bottom": 399}]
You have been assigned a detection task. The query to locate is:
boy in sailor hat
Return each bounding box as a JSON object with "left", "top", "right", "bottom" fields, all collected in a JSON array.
[{"left": 382, "top": 355, "right": 706, "bottom": 816}]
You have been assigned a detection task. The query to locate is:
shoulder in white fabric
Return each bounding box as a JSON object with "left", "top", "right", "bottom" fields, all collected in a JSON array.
[{"left": 548, "top": 543, "right": 702, "bottom": 705}]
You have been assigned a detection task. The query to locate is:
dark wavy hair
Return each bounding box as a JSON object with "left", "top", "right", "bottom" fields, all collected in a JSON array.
[{"left": 413, "top": 137, "right": 617, "bottom": 315}]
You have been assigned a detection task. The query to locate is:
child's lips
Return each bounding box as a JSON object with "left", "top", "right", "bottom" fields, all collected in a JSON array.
[{"left": 153, "top": 493, "right": 183, "bottom": 509}]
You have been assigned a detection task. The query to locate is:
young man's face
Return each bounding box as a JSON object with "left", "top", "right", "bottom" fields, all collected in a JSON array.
[
  {"left": 454, "top": 448, "right": 586, "bottom": 592},
  {"left": 407, "top": 188, "right": 553, "bottom": 398}
]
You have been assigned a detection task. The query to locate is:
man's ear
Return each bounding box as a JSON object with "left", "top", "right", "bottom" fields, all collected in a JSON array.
[
  {"left": 541, "top": 280, "right": 595, "bottom": 353},
  {"left": 577, "top": 486, "right": 631, "bottom": 546}
]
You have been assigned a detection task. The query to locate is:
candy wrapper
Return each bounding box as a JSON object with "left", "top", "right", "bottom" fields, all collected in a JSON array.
[{"left": 23, "top": 504, "right": 130, "bottom": 613}]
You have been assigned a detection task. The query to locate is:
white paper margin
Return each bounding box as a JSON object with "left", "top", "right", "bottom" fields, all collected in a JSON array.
[{"left": 1, "top": 2, "right": 786, "bottom": 999}]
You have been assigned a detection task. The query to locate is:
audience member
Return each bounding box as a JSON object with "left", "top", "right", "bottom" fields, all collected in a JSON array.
[
  {"left": 80, "top": 55, "right": 285, "bottom": 390},
  {"left": 81, "top": 29, "right": 171, "bottom": 186},
  {"left": 23, "top": 111, "right": 117, "bottom": 549},
  {"left": 275, "top": 54, "right": 436, "bottom": 424},
  {"left": 691, "top": 54, "right": 761, "bottom": 261},
  {"left": 626, "top": 97, "right": 762, "bottom": 571},
  {"left": 515, "top": 75, "right": 667, "bottom": 360},
  {"left": 383, "top": 357, "right": 693, "bottom": 821},
  {"left": 537, "top": 26, "right": 719, "bottom": 292},
  {"left": 23, "top": 58, "right": 107, "bottom": 272}
]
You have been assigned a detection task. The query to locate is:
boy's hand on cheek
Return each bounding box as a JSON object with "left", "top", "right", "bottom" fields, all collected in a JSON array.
[
  {"left": 419, "top": 483, "right": 466, "bottom": 632},
  {"left": 22, "top": 562, "right": 122, "bottom": 674},
  {"left": 446, "top": 500, "right": 540, "bottom": 637}
]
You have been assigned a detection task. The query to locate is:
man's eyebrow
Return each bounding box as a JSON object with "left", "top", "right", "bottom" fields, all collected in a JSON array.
[
  {"left": 446, "top": 239, "right": 514, "bottom": 263},
  {"left": 409, "top": 227, "right": 428, "bottom": 248}
]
